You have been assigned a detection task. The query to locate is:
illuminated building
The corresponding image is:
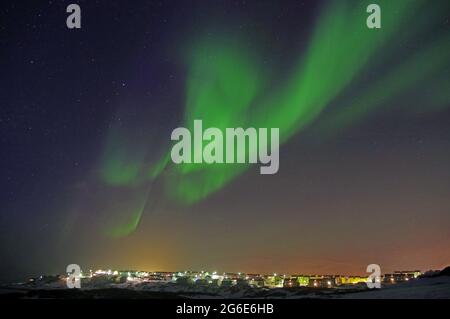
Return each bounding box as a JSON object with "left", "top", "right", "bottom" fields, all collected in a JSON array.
[
  {"left": 337, "top": 276, "right": 368, "bottom": 285},
  {"left": 264, "top": 274, "right": 284, "bottom": 288},
  {"left": 220, "top": 278, "right": 234, "bottom": 287},
  {"left": 283, "top": 277, "right": 299, "bottom": 288},
  {"left": 296, "top": 276, "right": 310, "bottom": 287},
  {"left": 249, "top": 277, "right": 265, "bottom": 288}
]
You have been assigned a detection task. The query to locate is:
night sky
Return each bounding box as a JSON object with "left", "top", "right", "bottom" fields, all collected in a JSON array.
[{"left": 1, "top": 0, "right": 450, "bottom": 283}]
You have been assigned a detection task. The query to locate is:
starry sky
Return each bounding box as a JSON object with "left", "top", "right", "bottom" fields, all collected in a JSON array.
[{"left": 1, "top": 0, "right": 450, "bottom": 282}]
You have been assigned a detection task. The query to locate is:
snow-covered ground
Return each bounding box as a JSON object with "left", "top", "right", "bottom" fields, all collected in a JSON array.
[
  {"left": 2, "top": 276, "right": 449, "bottom": 299},
  {"left": 339, "top": 276, "right": 450, "bottom": 299}
]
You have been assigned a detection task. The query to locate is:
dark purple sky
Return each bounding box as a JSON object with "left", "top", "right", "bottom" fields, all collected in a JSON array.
[{"left": 1, "top": 0, "right": 449, "bottom": 282}]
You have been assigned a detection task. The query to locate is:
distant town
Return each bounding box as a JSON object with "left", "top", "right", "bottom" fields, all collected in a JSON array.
[
  {"left": 30, "top": 269, "right": 423, "bottom": 289},
  {"left": 1, "top": 267, "right": 448, "bottom": 299}
]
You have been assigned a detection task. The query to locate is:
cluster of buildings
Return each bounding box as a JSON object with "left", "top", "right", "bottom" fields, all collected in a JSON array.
[{"left": 62, "top": 269, "right": 422, "bottom": 289}]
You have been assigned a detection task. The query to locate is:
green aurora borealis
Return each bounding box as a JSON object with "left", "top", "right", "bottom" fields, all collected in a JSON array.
[{"left": 97, "top": 0, "right": 450, "bottom": 237}]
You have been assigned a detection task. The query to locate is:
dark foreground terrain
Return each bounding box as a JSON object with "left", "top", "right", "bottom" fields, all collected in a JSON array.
[{"left": 1, "top": 276, "right": 450, "bottom": 299}]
